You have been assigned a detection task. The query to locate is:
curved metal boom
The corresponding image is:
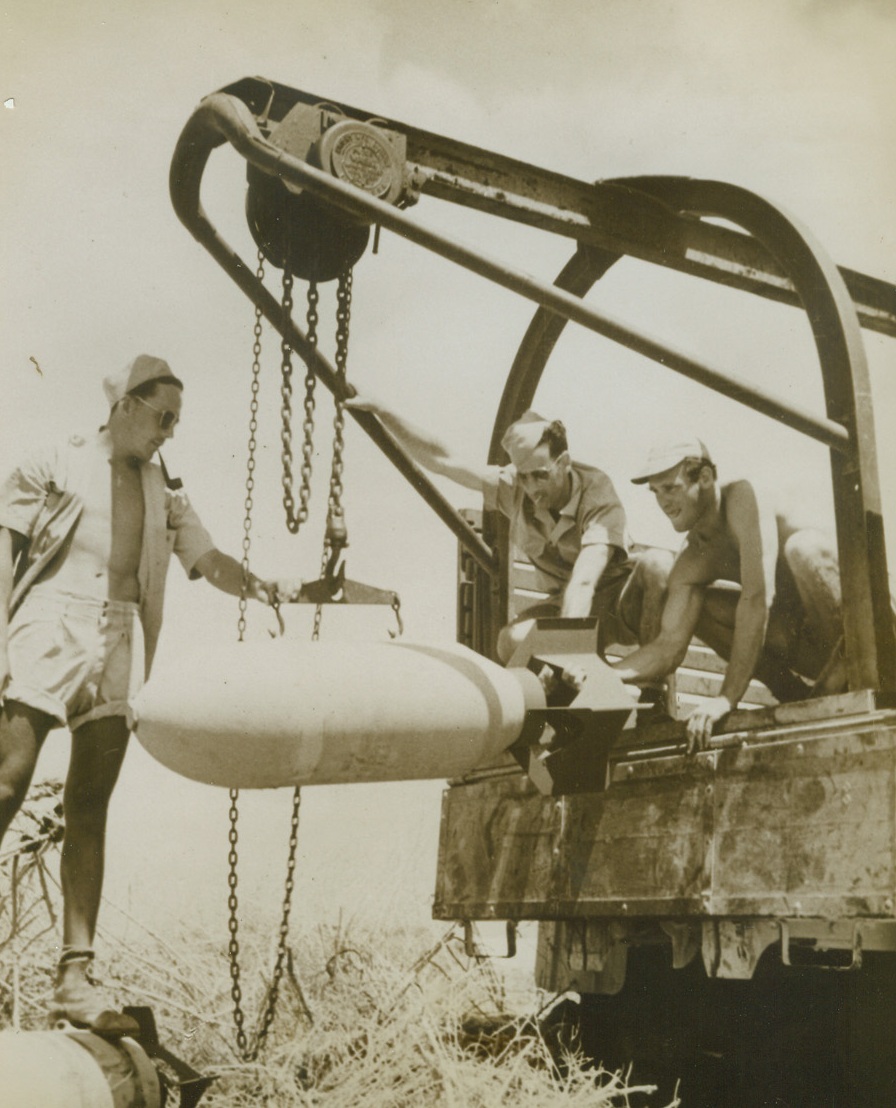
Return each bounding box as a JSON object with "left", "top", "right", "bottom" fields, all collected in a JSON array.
[{"left": 169, "top": 78, "right": 895, "bottom": 695}]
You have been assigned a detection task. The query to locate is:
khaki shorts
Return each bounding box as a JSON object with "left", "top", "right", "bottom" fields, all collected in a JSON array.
[{"left": 5, "top": 589, "right": 144, "bottom": 731}]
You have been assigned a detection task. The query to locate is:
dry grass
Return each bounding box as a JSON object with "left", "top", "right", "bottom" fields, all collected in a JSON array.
[{"left": 1, "top": 783, "right": 677, "bottom": 1107}]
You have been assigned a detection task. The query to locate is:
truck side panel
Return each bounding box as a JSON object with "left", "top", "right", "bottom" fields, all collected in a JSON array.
[{"left": 434, "top": 713, "right": 896, "bottom": 923}]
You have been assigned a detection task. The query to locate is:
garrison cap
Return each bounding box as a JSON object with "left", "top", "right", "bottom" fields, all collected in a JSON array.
[
  {"left": 500, "top": 411, "right": 553, "bottom": 468},
  {"left": 630, "top": 436, "right": 713, "bottom": 484},
  {"left": 103, "top": 355, "right": 183, "bottom": 407}
]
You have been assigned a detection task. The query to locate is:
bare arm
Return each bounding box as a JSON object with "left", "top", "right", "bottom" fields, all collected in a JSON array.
[
  {"left": 561, "top": 543, "right": 614, "bottom": 618},
  {"left": 193, "top": 549, "right": 296, "bottom": 604},
  {"left": 612, "top": 563, "right": 704, "bottom": 684},
  {"left": 717, "top": 482, "right": 779, "bottom": 707},
  {"left": 685, "top": 481, "right": 779, "bottom": 750},
  {"left": 348, "top": 397, "right": 489, "bottom": 492}
]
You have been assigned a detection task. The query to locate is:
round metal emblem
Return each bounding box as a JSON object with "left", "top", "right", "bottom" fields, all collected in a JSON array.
[{"left": 319, "top": 121, "right": 402, "bottom": 203}]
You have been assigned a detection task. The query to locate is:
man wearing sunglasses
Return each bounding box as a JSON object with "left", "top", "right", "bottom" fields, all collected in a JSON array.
[
  {"left": 348, "top": 396, "right": 672, "bottom": 666},
  {"left": 0, "top": 354, "right": 292, "bottom": 1029}
]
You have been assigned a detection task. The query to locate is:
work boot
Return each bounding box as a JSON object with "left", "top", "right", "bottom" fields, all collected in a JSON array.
[{"left": 51, "top": 948, "right": 138, "bottom": 1034}]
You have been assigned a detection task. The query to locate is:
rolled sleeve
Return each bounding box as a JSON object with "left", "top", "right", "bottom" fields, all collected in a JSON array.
[
  {"left": 578, "top": 471, "right": 628, "bottom": 552},
  {"left": 0, "top": 449, "right": 58, "bottom": 540},
  {"left": 166, "top": 488, "right": 215, "bottom": 578},
  {"left": 580, "top": 512, "right": 627, "bottom": 551}
]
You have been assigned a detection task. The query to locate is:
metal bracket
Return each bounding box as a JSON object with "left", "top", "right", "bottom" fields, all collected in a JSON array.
[
  {"left": 779, "top": 920, "right": 864, "bottom": 971},
  {"left": 286, "top": 539, "right": 403, "bottom": 633},
  {"left": 123, "top": 1006, "right": 216, "bottom": 1108},
  {"left": 507, "top": 618, "right": 636, "bottom": 795},
  {"left": 462, "top": 919, "right": 518, "bottom": 960}
]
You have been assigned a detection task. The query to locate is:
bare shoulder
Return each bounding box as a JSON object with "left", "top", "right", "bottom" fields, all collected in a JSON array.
[
  {"left": 721, "top": 477, "right": 761, "bottom": 511},
  {"left": 721, "top": 477, "right": 779, "bottom": 532},
  {"left": 725, "top": 476, "right": 829, "bottom": 539}
]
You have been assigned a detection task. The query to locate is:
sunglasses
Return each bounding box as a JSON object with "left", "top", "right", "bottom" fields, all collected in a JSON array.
[
  {"left": 518, "top": 456, "right": 561, "bottom": 483},
  {"left": 133, "top": 394, "right": 180, "bottom": 431}
]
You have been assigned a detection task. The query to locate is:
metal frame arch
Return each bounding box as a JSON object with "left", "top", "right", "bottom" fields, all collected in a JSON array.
[
  {"left": 491, "top": 176, "right": 894, "bottom": 694},
  {"left": 620, "top": 177, "right": 894, "bottom": 694},
  {"left": 483, "top": 244, "right": 622, "bottom": 648}
]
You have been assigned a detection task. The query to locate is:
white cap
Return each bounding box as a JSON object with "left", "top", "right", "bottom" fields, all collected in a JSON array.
[
  {"left": 102, "top": 355, "right": 182, "bottom": 407},
  {"left": 500, "top": 411, "right": 553, "bottom": 467},
  {"left": 630, "top": 436, "right": 713, "bottom": 484}
]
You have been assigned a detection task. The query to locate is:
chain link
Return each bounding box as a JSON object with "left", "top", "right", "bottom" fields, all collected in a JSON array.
[
  {"left": 228, "top": 267, "right": 355, "bottom": 1057},
  {"left": 228, "top": 258, "right": 307, "bottom": 1062},
  {"left": 227, "top": 785, "right": 302, "bottom": 1061},
  {"left": 314, "top": 270, "right": 353, "bottom": 638},
  {"left": 238, "top": 252, "right": 265, "bottom": 643},
  {"left": 329, "top": 270, "right": 352, "bottom": 524},
  {"left": 226, "top": 788, "right": 248, "bottom": 1055},
  {"left": 280, "top": 274, "right": 319, "bottom": 532}
]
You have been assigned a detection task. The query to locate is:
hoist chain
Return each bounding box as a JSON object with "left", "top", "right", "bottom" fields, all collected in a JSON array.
[
  {"left": 227, "top": 785, "right": 302, "bottom": 1062},
  {"left": 280, "top": 272, "right": 319, "bottom": 533},
  {"left": 227, "top": 267, "right": 359, "bottom": 1055},
  {"left": 238, "top": 251, "right": 265, "bottom": 642},
  {"left": 313, "top": 270, "right": 353, "bottom": 639},
  {"left": 228, "top": 255, "right": 304, "bottom": 1062},
  {"left": 329, "top": 269, "right": 352, "bottom": 523}
]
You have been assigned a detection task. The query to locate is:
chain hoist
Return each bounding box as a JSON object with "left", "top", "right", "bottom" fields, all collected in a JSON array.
[
  {"left": 280, "top": 271, "right": 320, "bottom": 533},
  {"left": 227, "top": 237, "right": 406, "bottom": 1055},
  {"left": 228, "top": 253, "right": 304, "bottom": 1062},
  {"left": 238, "top": 250, "right": 265, "bottom": 643},
  {"left": 312, "top": 270, "right": 352, "bottom": 640},
  {"left": 226, "top": 784, "right": 301, "bottom": 1062}
]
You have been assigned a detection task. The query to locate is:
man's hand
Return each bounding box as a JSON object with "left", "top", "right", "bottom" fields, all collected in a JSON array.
[
  {"left": 685, "top": 695, "right": 732, "bottom": 754},
  {"left": 252, "top": 577, "right": 303, "bottom": 605}
]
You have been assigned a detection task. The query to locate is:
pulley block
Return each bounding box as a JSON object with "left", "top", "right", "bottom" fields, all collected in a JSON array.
[{"left": 246, "top": 103, "right": 409, "bottom": 281}]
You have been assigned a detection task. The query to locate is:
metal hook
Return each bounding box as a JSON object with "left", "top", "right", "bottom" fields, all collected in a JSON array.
[{"left": 267, "top": 590, "right": 286, "bottom": 638}]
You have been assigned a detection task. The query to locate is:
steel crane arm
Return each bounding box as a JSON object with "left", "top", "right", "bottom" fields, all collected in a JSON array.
[
  {"left": 169, "top": 77, "right": 895, "bottom": 694},
  {"left": 169, "top": 93, "right": 496, "bottom": 575},
  {"left": 211, "top": 76, "right": 896, "bottom": 338}
]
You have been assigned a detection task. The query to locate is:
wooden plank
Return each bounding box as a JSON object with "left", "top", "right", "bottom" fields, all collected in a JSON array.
[{"left": 675, "top": 671, "right": 777, "bottom": 708}]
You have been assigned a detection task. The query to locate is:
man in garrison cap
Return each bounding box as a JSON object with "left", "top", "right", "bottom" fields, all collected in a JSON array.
[
  {"left": 611, "top": 435, "right": 849, "bottom": 752},
  {"left": 0, "top": 355, "right": 295, "bottom": 1029},
  {"left": 349, "top": 397, "right": 672, "bottom": 666}
]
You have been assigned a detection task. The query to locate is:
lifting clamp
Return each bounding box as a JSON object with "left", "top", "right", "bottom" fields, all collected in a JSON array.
[{"left": 281, "top": 517, "right": 404, "bottom": 636}]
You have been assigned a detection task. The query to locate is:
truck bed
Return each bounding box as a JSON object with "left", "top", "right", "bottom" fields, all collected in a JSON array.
[{"left": 434, "top": 693, "right": 896, "bottom": 987}]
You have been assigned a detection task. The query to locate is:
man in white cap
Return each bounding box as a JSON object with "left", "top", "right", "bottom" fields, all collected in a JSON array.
[
  {"left": 611, "top": 436, "right": 846, "bottom": 751},
  {"left": 0, "top": 355, "right": 292, "bottom": 1028},
  {"left": 349, "top": 397, "right": 672, "bottom": 665}
]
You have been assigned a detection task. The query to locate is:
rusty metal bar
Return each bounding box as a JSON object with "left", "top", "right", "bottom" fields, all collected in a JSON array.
[
  {"left": 170, "top": 92, "right": 849, "bottom": 453},
  {"left": 214, "top": 77, "right": 896, "bottom": 339},
  {"left": 168, "top": 95, "right": 496, "bottom": 576},
  {"left": 415, "top": 168, "right": 896, "bottom": 339}
]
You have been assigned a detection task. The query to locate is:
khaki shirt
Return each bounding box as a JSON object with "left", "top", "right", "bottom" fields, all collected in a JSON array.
[
  {"left": 482, "top": 460, "right": 631, "bottom": 602},
  {"left": 0, "top": 431, "right": 214, "bottom": 676}
]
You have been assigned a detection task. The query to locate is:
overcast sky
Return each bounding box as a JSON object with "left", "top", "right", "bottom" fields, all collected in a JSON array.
[{"left": 3, "top": 0, "right": 895, "bottom": 937}]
